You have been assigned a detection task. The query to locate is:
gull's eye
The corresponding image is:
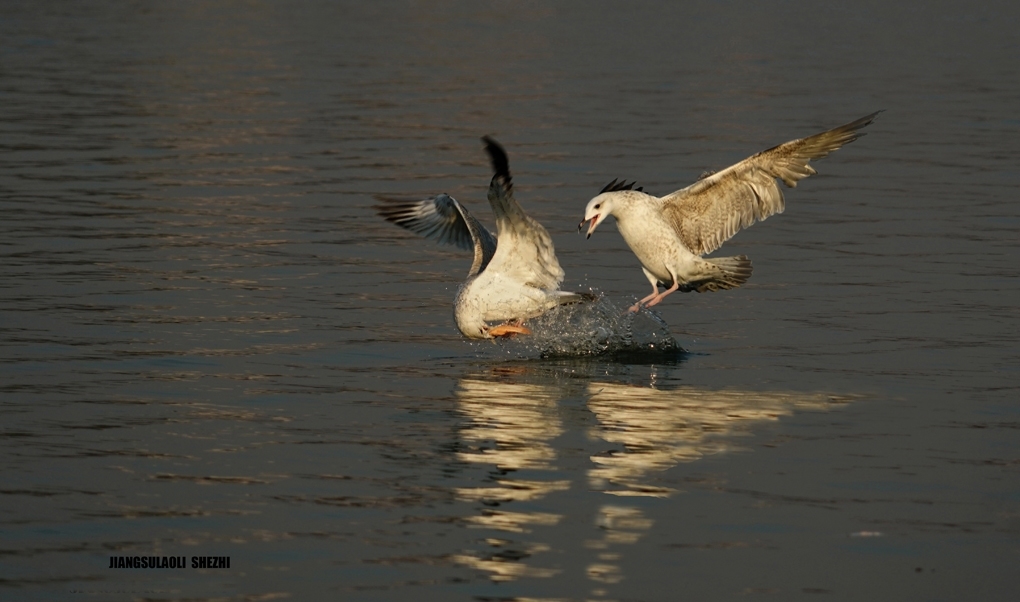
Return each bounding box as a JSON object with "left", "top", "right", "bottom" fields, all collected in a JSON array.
[{"left": 594, "top": 204, "right": 601, "bottom": 210}]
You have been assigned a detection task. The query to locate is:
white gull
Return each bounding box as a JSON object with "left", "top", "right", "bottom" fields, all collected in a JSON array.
[
  {"left": 580, "top": 112, "right": 880, "bottom": 312},
  {"left": 378, "top": 137, "right": 590, "bottom": 339}
]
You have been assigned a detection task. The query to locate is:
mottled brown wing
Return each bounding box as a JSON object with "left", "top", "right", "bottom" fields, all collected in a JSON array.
[{"left": 660, "top": 112, "right": 879, "bottom": 256}]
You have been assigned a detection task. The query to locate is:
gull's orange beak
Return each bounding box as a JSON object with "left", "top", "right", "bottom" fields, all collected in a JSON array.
[{"left": 488, "top": 323, "right": 532, "bottom": 338}]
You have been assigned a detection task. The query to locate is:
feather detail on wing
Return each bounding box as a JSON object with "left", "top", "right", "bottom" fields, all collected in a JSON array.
[
  {"left": 481, "top": 136, "right": 565, "bottom": 290},
  {"left": 659, "top": 111, "right": 880, "bottom": 256},
  {"left": 375, "top": 193, "right": 497, "bottom": 278}
]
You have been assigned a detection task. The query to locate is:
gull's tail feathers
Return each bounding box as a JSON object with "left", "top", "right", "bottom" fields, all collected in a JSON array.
[{"left": 688, "top": 255, "right": 753, "bottom": 293}]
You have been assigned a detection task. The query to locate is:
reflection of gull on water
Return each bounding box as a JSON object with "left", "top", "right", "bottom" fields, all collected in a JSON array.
[
  {"left": 448, "top": 368, "right": 860, "bottom": 587},
  {"left": 449, "top": 542, "right": 560, "bottom": 582},
  {"left": 455, "top": 377, "right": 569, "bottom": 508},
  {"left": 455, "top": 378, "right": 564, "bottom": 472},
  {"left": 460, "top": 509, "right": 562, "bottom": 533},
  {"left": 456, "top": 479, "right": 570, "bottom": 505},
  {"left": 582, "top": 382, "right": 855, "bottom": 594},
  {"left": 587, "top": 382, "right": 854, "bottom": 497},
  {"left": 451, "top": 376, "right": 569, "bottom": 581},
  {"left": 586, "top": 505, "right": 654, "bottom": 587},
  {"left": 377, "top": 137, "right": 590, "bottom": 339}
]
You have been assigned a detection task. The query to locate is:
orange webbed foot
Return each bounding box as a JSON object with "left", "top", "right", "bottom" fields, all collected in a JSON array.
[{"left": 488, "top": 323, "right": 532, "bottom": 338}]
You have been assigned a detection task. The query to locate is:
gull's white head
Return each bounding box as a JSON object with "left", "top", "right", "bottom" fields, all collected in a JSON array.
[
  {"left": 579, "top": 179, "right": 644, "bottom": 239},
  {"left": 580, "top": 194, "right": 613, "bottom": 239},
  {"left": 455, "top": 313, "right": 532, "bottom": 340},
  {"left": 455, "top": 308, "right": 492, "bottom": 340},
  {"left": 454, "top": 292, "right": 533, "bottom": 340}
]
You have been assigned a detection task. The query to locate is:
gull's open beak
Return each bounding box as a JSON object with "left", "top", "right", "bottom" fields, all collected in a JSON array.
[
  {"left": 488, "top": 323, "right": 532, "bottom": 338},
  {"left": 577, "top": 218, "right": 588, "bottom": 234},
  {"left": 584, "top": 215, "right": 600, "bottom": 239}
]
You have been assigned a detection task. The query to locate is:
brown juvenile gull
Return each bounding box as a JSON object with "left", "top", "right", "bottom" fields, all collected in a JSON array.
[
  {"left": 579, "top": 112, "right": 880, "bottom": 312},
  {"left": 378, "top": 137, "right": 590, "bottom": 339}
]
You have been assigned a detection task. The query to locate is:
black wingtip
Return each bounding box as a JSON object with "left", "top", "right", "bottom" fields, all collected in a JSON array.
[
  {"left": 844, "top": 110, "right": 884, "bottom": 132},
  {"left": 481, "top": 136, "right": 511, "bottom": 181},
  {"left": 373, "top": 195, "right": 400, "bottom": 220},
  {"left": 373, "top": 196, "right": 415, "bottom": 225}
]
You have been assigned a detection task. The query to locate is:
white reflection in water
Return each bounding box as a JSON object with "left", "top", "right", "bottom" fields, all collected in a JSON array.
[
  {"left": 455, "top": 378, "right": 564, "bottom": 472},
  {"left": 450, "top": 542, "right": 561, "bottom": 582},
  {"left": 586, "top": 505, "right": 654, "bottom": 588},
  {"left": 451, "top": 369, "right": 855, "bottom": 589},
  {"left": 463, "top": 510, "right": 562, "bottom": 533},
  {"left": 452, "top": 377, "right": 568, "bottom": 580},
  {"left": 587, "top": 382, "right": 852, "bottom": 498},
  {"left": 583, "top": 382, "right": 852, "bottom": 596}
]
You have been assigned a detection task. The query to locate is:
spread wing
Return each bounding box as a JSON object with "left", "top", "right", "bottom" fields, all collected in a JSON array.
[
  {"left": 481, "top": 136, "right": 564, "bottom": 290},
  {"left": 376, "top": 193, "right": 497, "bottom": 278},
  {"left": 660, "top": 111, "right": 880, "bottom": 256}
]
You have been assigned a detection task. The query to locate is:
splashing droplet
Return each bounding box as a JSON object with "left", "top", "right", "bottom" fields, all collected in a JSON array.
[{"left": 501, "top": 296, "right": 683, "bottom": 359}]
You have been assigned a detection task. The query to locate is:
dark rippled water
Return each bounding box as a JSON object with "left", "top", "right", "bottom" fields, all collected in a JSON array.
[{"left": 2, "top": 1, "right": 1018, "bottom": 600}]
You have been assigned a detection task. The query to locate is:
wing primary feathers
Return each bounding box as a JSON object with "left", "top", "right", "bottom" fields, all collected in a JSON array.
[
  {"left": 658, "top": 111, "right": 880, "bottom": 256},
  {"left": 482, "top": 136, "right": 511, "bottom": 183},
  {"left": 375, "top": 194, "right": 497, "bottom": 277}
]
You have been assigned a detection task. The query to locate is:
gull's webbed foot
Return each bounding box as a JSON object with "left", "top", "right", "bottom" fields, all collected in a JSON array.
[{"left": 488, "top": 321, "right": 532, "bottom": 338}]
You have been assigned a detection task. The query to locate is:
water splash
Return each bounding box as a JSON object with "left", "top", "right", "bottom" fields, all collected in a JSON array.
[{"left": 500, "top": 296, "right": 683, "bottom": 359}]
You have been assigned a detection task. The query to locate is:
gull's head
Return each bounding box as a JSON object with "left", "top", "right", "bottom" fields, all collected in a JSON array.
[
  {"left": 579, "top": 193, "right": 614, "bottom": 239},
  {"left": 455, "top": 303, "right": 492, "bottom": 340},
  {"left": 457, "top": 317, "right": 492, "bottom": 340},
  {"left": 455, "top": 313, "right": 532, "bottom": 340},
  {"left": 579, "top": 180, "right": 644, "bottom": 239},
  {"left": 457, "top": 320, "right": 532, "bottom": 340}
]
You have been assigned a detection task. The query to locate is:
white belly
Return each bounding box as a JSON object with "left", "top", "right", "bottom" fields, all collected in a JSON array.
[
  {"left": 615, "top": 213, "right": 701, "bottom": 285},
  {"left": 456, "top": 271, "right": 559, "bottom": 322}
]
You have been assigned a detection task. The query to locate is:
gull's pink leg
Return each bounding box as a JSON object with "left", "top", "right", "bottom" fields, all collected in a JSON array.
[
  {"left": 629, "top": 287, "right": 660, "bottom": 313},
  {"left": 643, "top": 281, "right": 680, "bottom": 309}
]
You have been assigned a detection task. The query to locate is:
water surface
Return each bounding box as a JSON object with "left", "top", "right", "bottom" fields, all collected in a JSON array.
[{"left": 2, "top": 1, "right": 1018, "bottom": 600}]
